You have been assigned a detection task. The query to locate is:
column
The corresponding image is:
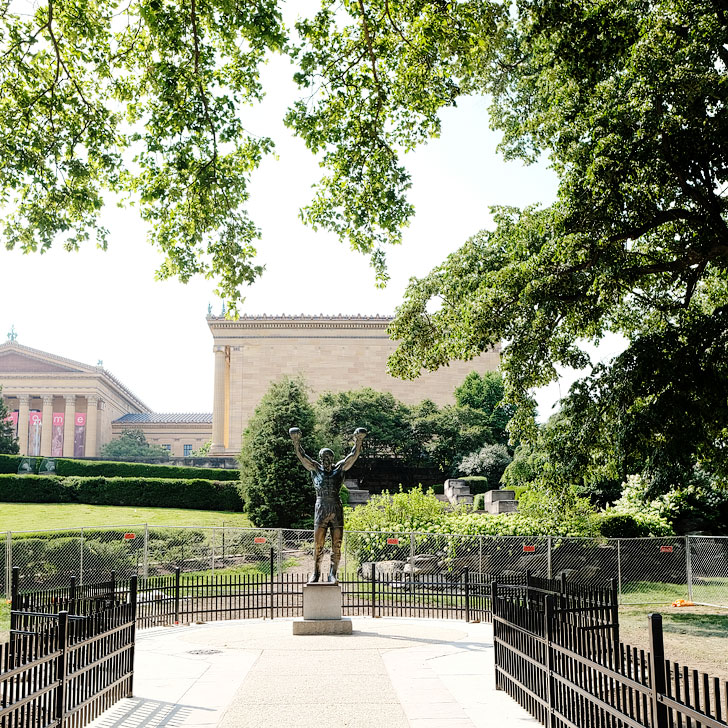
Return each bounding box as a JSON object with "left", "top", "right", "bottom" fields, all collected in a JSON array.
[
  {"left": 211, "top": 345, "right": 227, "bottom": 454},
  {"left": 40, "top": 395, "right": 54, "bottom": 457},
  {"left": 86, "top": 396, "right": 99, "bottom": 457},
  {"left": 17, "top": 395, "right": 30, "bottom": 456},
  {"left": 63, "top": 395, "right": 76, "bottom": 457}
]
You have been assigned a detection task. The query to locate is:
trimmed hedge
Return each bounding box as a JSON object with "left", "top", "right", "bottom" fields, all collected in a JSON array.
[
  {"left": 0, "top": 454, "right": 238, "bottom": 480},
  {"left": 0, "top": 474, "right": 244, "bottom": 511},
  {"left": 458, "top": 476, "right": 493, "bottom": 495}
]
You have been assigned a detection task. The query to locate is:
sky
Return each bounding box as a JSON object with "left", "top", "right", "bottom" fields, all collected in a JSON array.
[{"left": 0, "top": 26, "right": 613, "bottom": 419}]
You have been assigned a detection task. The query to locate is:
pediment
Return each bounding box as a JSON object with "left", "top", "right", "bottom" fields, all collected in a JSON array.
[{"left": 0, "top": 349, "right": 86, "bottom": 374}]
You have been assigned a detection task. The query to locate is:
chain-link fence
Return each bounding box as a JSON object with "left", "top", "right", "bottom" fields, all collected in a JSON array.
[{"left": 2, "top": 527, "right": 726, "bottom": 607}]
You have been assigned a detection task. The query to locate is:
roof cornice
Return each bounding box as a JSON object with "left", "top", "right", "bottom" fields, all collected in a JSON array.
[
  {"left": 0, "top": 341, "right": 150, "bottom": 412},
  {"left": 207, "top": 314, "right": 394, "bottom": 332}
]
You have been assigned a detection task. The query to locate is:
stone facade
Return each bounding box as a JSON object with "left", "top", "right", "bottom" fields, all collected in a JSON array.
[
  {"left": 207, "top": 314, "right": 501, "bottom": 455},
  {"left": 0, "top": 341, "right": 149, "bottom": 457}
]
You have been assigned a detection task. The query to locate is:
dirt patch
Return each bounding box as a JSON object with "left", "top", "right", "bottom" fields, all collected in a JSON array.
[{"left": 618, "top": 605, "right": 728, "bottom": 681}]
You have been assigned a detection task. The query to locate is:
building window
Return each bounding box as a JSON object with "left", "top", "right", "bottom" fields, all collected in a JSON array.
[
  {"left": 161, "top": 444, "right": 171, "bottom": 453},
  {"left": 184, "top": 444, "right": 193, "bottom": 457}
]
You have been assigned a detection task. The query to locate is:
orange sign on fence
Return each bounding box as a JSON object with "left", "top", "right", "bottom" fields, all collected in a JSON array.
[
  {"left": 123, "top": 533, "right": 136, "bottom": 540},
  {"left": 387, "top": 538, "right": 400, "bottom": 545},
  {"left": 254, "top": 537, "right": 267, "bottom": 545},
  {"left": 660, "top": 545, "right": 673, "bottom": 553},
  {"left": 523, "top": 545, "right": 536, "bottom": 553}
]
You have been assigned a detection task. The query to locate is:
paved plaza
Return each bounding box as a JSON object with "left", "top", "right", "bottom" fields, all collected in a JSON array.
[{"left": 88, "top": 618, "right": 539, "bottom": 728}]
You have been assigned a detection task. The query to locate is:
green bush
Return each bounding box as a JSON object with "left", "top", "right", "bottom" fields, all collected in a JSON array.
[
  {"left": 0, "top": 454, "right": 23, "bottom": 474},
  {"left": 339, "top": 484, "right": 350, "bottom": 506},
  {"left": 458, "top": 476, "right": 493, "bottom": 495},
  {"left": 0, "top": 474, "right": 74, "bottom": 502},
  {"left": 0, "top": 474, "right": 244, "bottom": 511},
  {"left": 54, "top": 458, "right": 239, "bottom": 481},
  {"left": 430, "top": 484, "right": 444, "bottom": 495},
  {"left": 473, "top": 493, "right": 485, "bottom": 510},
  {"left": 597, "top": 512, "right": 659, "bottom": 538}
]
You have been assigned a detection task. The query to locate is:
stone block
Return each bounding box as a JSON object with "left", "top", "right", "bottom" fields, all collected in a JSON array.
[
  {"left": 302, "top": 583, "right": 343, "bottom": 620},
  {"left": 483, "top": 489, "right": 516, "bottom": 503},
  {"left": 292, "top": 618, "right": 353, "bottom": 635},
  {"left": 485, "top": 499, "right": 518, "bottom": 514}
]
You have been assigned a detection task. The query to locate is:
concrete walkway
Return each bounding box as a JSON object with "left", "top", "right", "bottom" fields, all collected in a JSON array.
[{"left": 88, "top": 618, "right": 539, "bottom": 728}]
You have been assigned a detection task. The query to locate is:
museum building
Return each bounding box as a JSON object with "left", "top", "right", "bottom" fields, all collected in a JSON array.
[{"left": 1, "top": 315, "right": 500, "bottom": 458}]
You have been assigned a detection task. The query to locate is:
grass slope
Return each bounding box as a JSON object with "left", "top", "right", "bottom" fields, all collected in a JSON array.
[{"left": 0, "top": 502, "right": 252, "bottom": 531}]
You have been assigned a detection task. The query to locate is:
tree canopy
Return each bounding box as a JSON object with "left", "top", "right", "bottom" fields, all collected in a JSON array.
[
  {"left": 3, "top": 0, "right": 726, "bottom": 484},
  {"left": 99, "top": 429, "right": 170, "bottom": 459}
]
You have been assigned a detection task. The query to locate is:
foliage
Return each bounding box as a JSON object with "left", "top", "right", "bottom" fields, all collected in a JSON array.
[
  {"left": 0, "top": 453, "right": 238, "bottom": 480},
  {"left": 345, "top": 486, "right": 448, "bottom": 533},
  {"left": 612, "top": 473, "right": 728, "bottom": 535},
  {"left": 408, "top": 400, "right": 493, "bottom": 475},
  {"left": 315, "top": 388, "right": 417, "bottom": 461},
  {"left": 99, "top": 430, "right": 170, "bottom": 460},
  {"left": 191, "top": 440, "right": 212, "bottom": 457},
  {"left": 239, "top": 376, "right": 319, "bottom": 528},
  {"left": 0, "top": 387, "right": 19, "bottom": 455},
  {"left": 473, "top": 493, "right": 486, "bottom": 511},
  {"left": 457, "top": 444, "right": 512, "bottom": 490},
  {"left": 0, "top": 473, "right": 244, "bottom": 511},
  {"left": 345, "top": 484, "right": 601, "bottom": 538},
  {"left": 384, "top": 1, "right": 728, "bottom": 484},
  {"left": 455, "top": 372, "right": 517, "bottom": 445},
  {"left": 597, "top": 513, "right": 669, "bottom": 539}
]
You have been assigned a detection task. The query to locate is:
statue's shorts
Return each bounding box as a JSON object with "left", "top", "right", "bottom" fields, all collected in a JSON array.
[{"left": 314, "top": 499, "right": 344, "bottom": 530}]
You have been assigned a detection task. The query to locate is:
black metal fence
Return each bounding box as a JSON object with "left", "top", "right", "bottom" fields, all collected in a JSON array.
[
  {"left": 2, "top": 576, "right": 137, "bottom": 728},
  {"left": 492, "top": 578, "right": 728, "bottom": 728}
]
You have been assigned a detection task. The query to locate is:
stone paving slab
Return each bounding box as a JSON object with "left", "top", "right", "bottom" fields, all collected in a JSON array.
[{"left": 87, "top": 618, "right": 539, "bottom": 728}]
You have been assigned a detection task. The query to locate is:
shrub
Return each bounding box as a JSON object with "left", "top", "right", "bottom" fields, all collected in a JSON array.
[
  {"left": 0, "top": 474, "right": 244, "bottom": 511},
  {"left": 239, "top": 376, "right": 319, "bottom": 528},
  {"left": 54, "top": 458, "right": 239, "bottom": 481},
  {"left": 597, "top": 512, "right": 668, "bottom": 538},
  {"left": 473, "top": 493, "right": 486, "bottom": 510},
  {"left": 457, "top": 476, "right": 491, "bottom": 495},
  {"left": 457, "top": 443, "right": 512, "bottom": 490},
  {"left": 0, "top": 454, "right": 23, "bottom": 474},
  {"left": 339, "top": 484, "right": 350, "bottom": 506}
]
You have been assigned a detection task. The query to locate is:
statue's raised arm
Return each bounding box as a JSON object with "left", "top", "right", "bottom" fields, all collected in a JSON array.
[
  {"left": 339, "top": 427, "right": 367, "bottom": 472},
  {"left": 288, "top": 427, "right": 319, "bottom": 472}
]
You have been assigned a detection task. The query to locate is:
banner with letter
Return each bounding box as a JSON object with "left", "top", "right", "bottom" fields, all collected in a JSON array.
[
  {"left": 51, "top": 413, "right": 64, "bottom": 456},
  {"left": 74, "top": 413, "right": 86, "bottom": 457},
  {"left": 28, "top": 410, "right": 42, "bottom": 456}
]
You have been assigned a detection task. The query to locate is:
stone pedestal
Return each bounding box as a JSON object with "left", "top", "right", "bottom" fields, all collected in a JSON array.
[{"left": 293, "top": 583, "right": 352, "bottom": 635}]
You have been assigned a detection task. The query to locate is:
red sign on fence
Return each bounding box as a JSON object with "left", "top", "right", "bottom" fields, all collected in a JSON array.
[
  {"left": 523, "top": 545, "right": 536, "bottom": 553},
  {"left": 387, "top": 538, "right": 400, "bottom": 545},
  {"left": 123, "top": 533, "right": 136, "bottom": 540},
  {"left": 254, "top": 537, "right": 267, "bottom": 544},
  {"left": 660, "top": 546, "right": 673, "bottom": 553}
]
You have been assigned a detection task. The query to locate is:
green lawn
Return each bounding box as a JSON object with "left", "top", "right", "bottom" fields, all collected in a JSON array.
[{"left": 0, "top": 502, "right": 252, "bottom": 532}]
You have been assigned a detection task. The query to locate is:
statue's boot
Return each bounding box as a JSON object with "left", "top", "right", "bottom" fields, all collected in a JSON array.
[
  {"left": 327, "top": 566, "right": 338, "bottom": 583},
  {"left": 308, "top": 569, "right": 320, "bottom": 584}
]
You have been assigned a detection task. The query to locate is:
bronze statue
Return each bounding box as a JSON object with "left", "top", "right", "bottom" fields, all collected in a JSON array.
[{"left": 289, "top": 426, "right": 367, "bottom": 583}]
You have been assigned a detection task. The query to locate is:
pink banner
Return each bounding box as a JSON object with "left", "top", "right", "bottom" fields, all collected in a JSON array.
[
  {"left": 74, "top": 412, "right": 86, "bottom": 457},
  {"left": 51, "top": 412, "right": 64, "bottom": 457},
  {"left": 28, "top": 410, "right": 42, "bottom": 457}
]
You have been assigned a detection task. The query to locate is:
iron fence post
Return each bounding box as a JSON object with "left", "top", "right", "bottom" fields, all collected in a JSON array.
[
  {"left": 371, "top": 562, "right": 376, "bottom": 618},
  {"left": 143, "top": 524, "right": 149, "bottom": 580},
  {"left": 269, "top": 547, "right": 275, "bottom": 620},
  {"left": 464, "top": 568, "right": 470, "bottom": 623},
  {"left": 478, "top": 535, "right": 483, "bottom": 576},
  {"left": 128, "top": 575, "right": 138, "bottom": 697},
  {"left": 173, "top": 567, "right": 181, "bottom": 623},
  {"left": 544, "top": 595, "right": 555, "bottom": 728},
  {"left": 56, "top": 610, "right": 69, "bottom": 728},
  {"left": 278, "top": 529, "right": 283, "bottom": 576},
  {"left": 686, "top": 535, "right": 693, "bottom": 602},
  {"left": 648, "top": 613, "right": 669, "bottom": 728},
  {"left": 525, "top": 569, "right": 532, "bottom": 609},
  {"left": 610, "top": 577, "right": 620, "bottom": 665},
  {"left": 491, "top": 581, "right": 500, "bottom": 689},
  {"left": 69, "top": 576, "right": 77, "bottom": 614},
  {"left": 10, "top": 566, "right": 19, "bottom": 639}
]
